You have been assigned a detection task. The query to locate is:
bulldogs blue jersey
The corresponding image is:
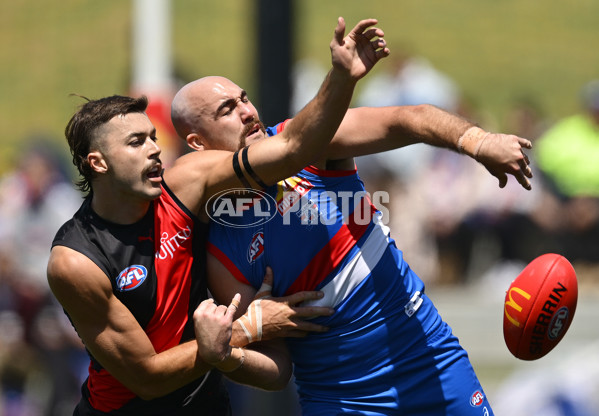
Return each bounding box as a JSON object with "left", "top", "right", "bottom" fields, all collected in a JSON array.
[{"left": 208, "top": 123, "right": 494, "bottom": 416}]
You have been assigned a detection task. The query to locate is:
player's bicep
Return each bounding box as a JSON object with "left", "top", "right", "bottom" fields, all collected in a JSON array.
[
  {"left": 327, "top": 107, "right": 416, "bottom": 159},
  {"left": 47, "top": 247, "right": 158, "bottom": 388},
  {"left": 207, "top": 252, "right": 257, "bottom": 318}
]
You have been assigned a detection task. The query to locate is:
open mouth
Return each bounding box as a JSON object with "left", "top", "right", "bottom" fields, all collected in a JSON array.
[
  {"left": 146, "top": 165, "right": 162, "bottom": 181},
  {"left": 246, "top": 123, "right": 260, "bottom": 137}
]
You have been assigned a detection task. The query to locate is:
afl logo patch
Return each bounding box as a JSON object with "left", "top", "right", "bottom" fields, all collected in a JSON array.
[
  {"left": 116, "top": 265, "right": 148, "bottom": 292},
  {"left": 470, "top": 390, "right": 484, "bottom": 407},
  {"left": 247, "top": 232, "right": 264, "bottom": 263}
]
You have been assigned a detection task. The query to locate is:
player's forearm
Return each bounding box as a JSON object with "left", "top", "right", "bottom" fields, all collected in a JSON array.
[
  {"left": 131, "top": 337, "right": 285, "bottom": 398},
  {"left": 281, "top": 67, "right": 357, "bottom": 172},
  {"left": 404, "top": 104, "right": 476, "bottom": 151},
  {"left": 137, "top": 337, "right": 288, "bottom": 397},
  {"left": 223, "top": 341, "right": 293, "bottom": 391},
  {"left": 122, "top": 340, "right": 212, "bottom": 400},
  {"left": 327, "top": 104, "right": 476, "bottom": 159}
]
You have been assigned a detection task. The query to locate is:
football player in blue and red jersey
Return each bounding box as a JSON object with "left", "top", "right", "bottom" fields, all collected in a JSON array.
[{"left": 173, "top": 48, "right": 533, "bottom": 416}]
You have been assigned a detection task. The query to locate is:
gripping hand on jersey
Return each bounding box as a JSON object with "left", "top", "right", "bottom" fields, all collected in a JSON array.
[{"left": 232, "top": 267, "right": 335, "bottom": 348}]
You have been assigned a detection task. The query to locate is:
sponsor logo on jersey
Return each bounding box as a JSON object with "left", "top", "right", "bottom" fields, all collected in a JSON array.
[
  {"left": 247, "top": 232, "right": 264, "bottom": 263},
  {"left": 116, "top": 265, "right": 148, "bottom": 291},
  {"left": 155, "top": 226, "right": 192, "bottom": 260},
  {"left": 470, "top": 390, "right": 485, "bottom": 407},
  {"left": 206, "top": 188, "right": 277, "bottom": 228},
  {"left": 275, "top": 177, "right": 313, "bottom": 215},
  {"left": 548, "top": 306, "right": 569, "bottom": 340}
]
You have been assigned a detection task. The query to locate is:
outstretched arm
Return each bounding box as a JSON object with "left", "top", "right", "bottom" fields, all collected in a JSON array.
[
  {"left": 326, "top": 104, "right": 533, "bottom": 190},
  {"left": 166, "top": 17, "right": 390, "bottom": 214},
  {"left": 259, "top": 17, "right": 389, "bottom": 181}
]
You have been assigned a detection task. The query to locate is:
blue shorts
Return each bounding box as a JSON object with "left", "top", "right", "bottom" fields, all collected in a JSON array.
[{"left": 296, "top": 294, "right": 494, "bottom": 416}]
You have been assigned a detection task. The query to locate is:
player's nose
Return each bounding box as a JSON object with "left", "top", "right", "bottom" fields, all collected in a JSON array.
[
  {"left": 148, "top": 137, "right": 161, "bottom": 156},
  {"left": 238, "top": 103, "right": 255, "bottom": 123}
]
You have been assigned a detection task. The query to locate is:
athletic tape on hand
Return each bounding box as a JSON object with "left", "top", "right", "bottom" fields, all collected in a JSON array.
[
  {"left": 457, "top": 126, "right": 490, "bottom": 160},
  {"left": 238, "top": 299, "right": 263, "bottom": 343}
]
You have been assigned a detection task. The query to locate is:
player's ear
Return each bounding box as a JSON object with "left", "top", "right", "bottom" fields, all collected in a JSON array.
[
  {"left": 186, "top": 133, "right": 205, "bottom": 151},
  {"left": 88, "top": 151, "right": 107, "bottom": 173}
]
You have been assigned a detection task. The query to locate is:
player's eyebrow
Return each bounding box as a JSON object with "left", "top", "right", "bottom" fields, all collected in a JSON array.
[
  {"left": 215, "top": 90, "right": 248, "bottom": 116},
  {"left": 127, "top": 127, "right": 157, "bottom": 140}
]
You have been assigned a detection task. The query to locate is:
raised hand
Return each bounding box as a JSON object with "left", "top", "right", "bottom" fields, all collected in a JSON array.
[{"left": 330, "top": 17, "right": 390, "bottom": 81}]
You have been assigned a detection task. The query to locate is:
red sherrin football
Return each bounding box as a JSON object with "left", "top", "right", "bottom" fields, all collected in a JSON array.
[{"left": 503, "top": 253, "right": 578, "bottom": 360}]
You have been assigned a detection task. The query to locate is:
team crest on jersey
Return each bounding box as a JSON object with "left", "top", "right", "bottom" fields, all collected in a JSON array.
[
  {"left": 247, "top": 232, "right": 264, "bottom": 263},
  {"left": 470, "top": 390, "right": 485, "bottom": 407},
  {"left": 275, "top": 177, "right": 313, "bottom": 215},
  {"left": 116, "top": 265, "right": 148, "bottom": 292}
]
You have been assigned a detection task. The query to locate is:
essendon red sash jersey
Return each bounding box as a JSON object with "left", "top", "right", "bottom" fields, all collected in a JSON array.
[{"left": 52, "top": 183, "right": 229, "bottom": 415}]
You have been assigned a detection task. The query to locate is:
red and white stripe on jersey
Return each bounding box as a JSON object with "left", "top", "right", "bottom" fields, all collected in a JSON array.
[
  {"left": 302, "top": 211, "right": 390, "bottom": 308},
  {"left": 284, "top": 195, "right": 377, "bottom": 296}
]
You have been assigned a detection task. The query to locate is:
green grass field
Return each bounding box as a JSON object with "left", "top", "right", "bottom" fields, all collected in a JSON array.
[{"left": 1, "top": 0, "right": 598, "bottom": 175}]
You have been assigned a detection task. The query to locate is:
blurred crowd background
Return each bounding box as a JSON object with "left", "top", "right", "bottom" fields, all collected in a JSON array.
[{"left": 1, "top": 1, "right": 598, "bottom": 415}]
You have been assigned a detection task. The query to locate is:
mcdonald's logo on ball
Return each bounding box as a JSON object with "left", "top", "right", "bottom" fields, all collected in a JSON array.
[{"left": 503, "top": 253, "right": 578, "bottom": 360}]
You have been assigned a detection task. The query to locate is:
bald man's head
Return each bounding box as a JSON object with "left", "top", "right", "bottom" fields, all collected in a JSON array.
[
  {"left": 171, "top": 77, "right": 224, "bottom": 140},
  {"left": 171, "top": 76, "right": 266, "bottom": 152}
]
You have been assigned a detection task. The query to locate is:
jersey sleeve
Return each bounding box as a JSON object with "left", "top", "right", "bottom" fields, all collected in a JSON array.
[{"left": 265, "top": 119, "right": 291, "bottom": 137}]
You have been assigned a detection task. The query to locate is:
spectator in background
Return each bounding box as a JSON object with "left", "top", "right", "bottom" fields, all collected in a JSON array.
[
  {"left": 0, "top": 139, "right": 82, "bottom": 299},
  {"left": 536, "top": 80, "right": 599, "bottom": 200},
  {"left": 534, "top": 80, "right": 599, "bottom": 266},
  {"left": 354, "top": 48, "right": 466, "bottom": 284},
  {"left": 356, "top": 48, "right": 461, "bottom": 183},
  {"left": 0, "top": 309, "right": 40, "bottom": 416},
  {"left": 428, "top": 96, "right": 552, "bottom": 286},
  {"left": 0, "top": 137, "right": 85, "bottom": 415}
]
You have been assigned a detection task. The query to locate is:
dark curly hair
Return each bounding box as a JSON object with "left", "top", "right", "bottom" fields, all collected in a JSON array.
[{"left": 64, "top": 95, "right": 148, "bottom": 194}]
